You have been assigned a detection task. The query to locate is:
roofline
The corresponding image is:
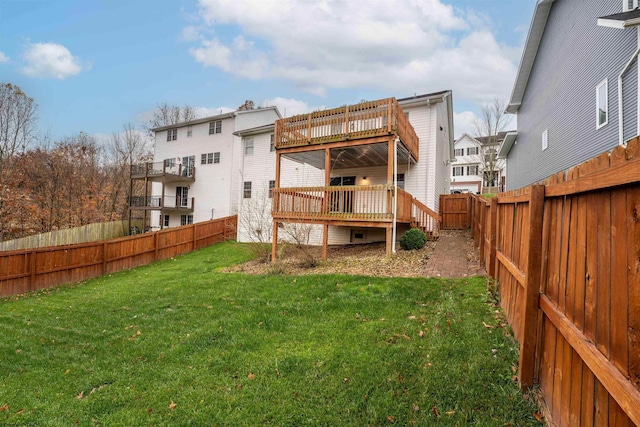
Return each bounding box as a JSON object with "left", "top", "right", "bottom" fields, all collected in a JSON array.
[
  {"left": 454, "top": 133, "right": 482, "bottom": 145},
  {"left": 397, "top": 89, "right": 450, "bottom": 105},
  {"left": 152, "top": 106, "right": 282, "bottom": 132},
  {"left": 152, "top": 112, "right": 236, "bottom": 132},
  {"left": 233, "top": 123, "right": 276, "bottom": 137},
  {"left": 506, "top": 0, "right": 556, "bottom": 114},
  {"left": 498, "top": 131, "right": 518, "bottom": 158}
]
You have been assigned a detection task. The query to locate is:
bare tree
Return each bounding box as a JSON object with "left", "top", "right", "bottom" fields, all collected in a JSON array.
[
  {"left": 105, "top": 123, "right": 153, "bottom": 220},
  {"left": 147, "top": 103, "right": 197, "bottom": 132},
  {"left": 0, "top": 83, "right": 38, "bottom": 241},
  {"left": 473, "top": 98, "right": 509, "bottom": 189}
]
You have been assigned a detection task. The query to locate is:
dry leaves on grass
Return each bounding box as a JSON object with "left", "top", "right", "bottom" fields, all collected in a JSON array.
[{"left": 225, "top": 241, "right": 436, "bottom": 277}]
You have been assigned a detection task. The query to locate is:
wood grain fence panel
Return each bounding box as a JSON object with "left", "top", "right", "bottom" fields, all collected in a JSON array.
[
  {"left": 629, "top": 186, "right": 640, "bottom": 391},
  {"left": 0, "top": 216, "right": 237, "bottom": 297}
]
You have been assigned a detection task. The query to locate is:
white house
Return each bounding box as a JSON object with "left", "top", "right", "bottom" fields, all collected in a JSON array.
[
  {"left": 451, "top": 132, "right": 509, "bottom": 194},
  {"left": 129, "top": 107, "right": 281, "bottom": 230}
]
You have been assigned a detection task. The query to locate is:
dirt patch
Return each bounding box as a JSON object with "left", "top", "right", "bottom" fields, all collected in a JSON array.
[{"left": 224, "top": 240, "right": 438, "bottom": 277}]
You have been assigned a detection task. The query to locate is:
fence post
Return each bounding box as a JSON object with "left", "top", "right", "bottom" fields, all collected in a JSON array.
[
  {"left": 518, "top": 184, "right": 545, "bottom": 388},
  {"left": 154, "top": 232, "right": 159, "bottom": 261},
  {"left": 30, "top": 249, "right": 37, "bottom": 291},
  {"left": 488, "top": 197, "right": 498, "bottom": 278},
  {"left": 102, "top": 241, "right": 107, "bottom": 275},
  {"left": 192, "top": 223, "right": 197, "bottom": 251}
]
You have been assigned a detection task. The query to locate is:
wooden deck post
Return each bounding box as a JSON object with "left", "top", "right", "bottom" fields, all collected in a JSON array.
[
  {"left": 386, "top": 226, "right": 393, "bottom": 256},
  {"left": 518, "top": 184, "right": 545, "bottom": 388},
  {"left": 322, "top": 223, "right": 329, "bottom": 261}
]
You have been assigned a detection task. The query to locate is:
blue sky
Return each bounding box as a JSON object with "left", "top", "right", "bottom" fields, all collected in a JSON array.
[{"left": 0, "top": 0, "right": 536, "bottom": 141}]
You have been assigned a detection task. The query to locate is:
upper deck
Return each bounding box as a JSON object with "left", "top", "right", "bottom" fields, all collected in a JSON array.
[{"left": 274, "top": 98, "right": 419, "bottom": 161}]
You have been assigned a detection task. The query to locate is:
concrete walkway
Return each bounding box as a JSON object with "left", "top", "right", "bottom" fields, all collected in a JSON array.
[{"left": 424, "top": 229, "right": 486, "bottom": 278}]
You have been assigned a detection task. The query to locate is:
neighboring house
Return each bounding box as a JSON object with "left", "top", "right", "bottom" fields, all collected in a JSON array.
[
  {"left": 502, "top": 0, "right": 640, "bottom": 190},
  {"left": 129, "top": 107, "right": 281, "bottom": 230},
  {"left": 451, "top": 132, "right": 509, "bottom": 194},
  {"left": 269, "top": 91, "right": 455, "bottom": 259}
]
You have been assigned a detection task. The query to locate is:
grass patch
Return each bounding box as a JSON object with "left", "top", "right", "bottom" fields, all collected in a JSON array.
[{"left": 0, "top": 241, "right": 541, "bottom": 425}]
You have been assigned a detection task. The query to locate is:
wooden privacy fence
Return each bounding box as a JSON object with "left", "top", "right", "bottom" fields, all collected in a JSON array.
[
  {"left": 0, "top": 215, "right": 237, "bottom": 297},
  {"left": 472, "top": 138, "right": 640, "bottom": 426},
  {"left": 439, "top": 193, "right": 472, "bottom": 229},
  {"left": 0, "top": 219, "right": 144, "bottom": 252}
]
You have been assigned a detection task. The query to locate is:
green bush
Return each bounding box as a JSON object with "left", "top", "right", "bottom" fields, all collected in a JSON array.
[{"left": 399, "top": 228, "right": 427, "bottom": 250}]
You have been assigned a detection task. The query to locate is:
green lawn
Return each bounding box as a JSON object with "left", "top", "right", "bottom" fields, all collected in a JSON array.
[{"left": 0, "top": 241, "right": 541, "bottom": 426}]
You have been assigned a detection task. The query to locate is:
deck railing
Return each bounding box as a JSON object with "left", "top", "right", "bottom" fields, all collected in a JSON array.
[
  {"left": 129, "top": 196, "right": 195, "bottom": 210},
  {"left": 131, "top": 161, "right": 195, "bottom": 180},
  {"left": 272, "top": 185, "right": 440, "bottom": 231},
  {"left": 274, "top": 98, "right": 419, "bottom": 161}
]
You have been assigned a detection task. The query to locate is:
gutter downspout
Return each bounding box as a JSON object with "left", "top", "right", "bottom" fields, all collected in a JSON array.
[
  {"left": 392, "top": 137, "right": 398, "bottom": 254},
  {"left": 618, "top": 28, "right": 640, "bottom": 145}
]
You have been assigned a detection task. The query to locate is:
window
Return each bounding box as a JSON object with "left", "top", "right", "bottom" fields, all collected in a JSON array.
[
  {"left": 163, "top": 215, "right": 170, "bottom": 227},
  {"left": 467, "top": 147, "right": 479, "bottom": 156},
  {"left": 214, "top": 152, "right": 220, "bottom": 163},
  {"left": 542, "top": 129, "right": 548, "bottom": 151},
  {"left": 187, "top": 126, "right": 193, "bottom": 137},
  {"left": 467, "top": 165, "right": 479, "bottom": 175},
  {"left": 268, "top": 180, "right": 275, "bottom": 198},
  {"left": 180, "top": 214, "right": 193, "bottom": 226},
  {"left": 182, "top": 155, "right": 195, "bottom": 177},
  {"left": 270, "top": 134, "right": 275, "bottom": 152},
  {"left": 596, "top": 79, "right": 608, "bottom": 129},
  {"left": 454, "top": 148, "right": 464, "bottom": 157},
  {"left": 177, "top": 187, "right": 189, "bottom": 207},
  {"left": 243, "top": 182, "right": 252, "bottom": 198},
  {"left": 453, "top": 166, "right": 464, "bottom": 176},
  {"left": 396, "top": 173, "right": 405, "bottom": 190},
  {"left": 244, "top": 138, "right": 254, "bottom": 155},
  {"left": 209, "top": 120, "right": 222, "bottom": 135},
  {"left": 164, "top": 158, "right": 176, "bottom": 168},
  {"left": 201, "top": 153, "right": 215, "bottom": 164},
  {"left": 624, "top": 0, "right": 638, "bottom": 11},
  {"left": 484, "top": 149, "right": 497, "bottom": 163},
  {"left": 166, "top": 128, "right": 177, "bottom": 141}
]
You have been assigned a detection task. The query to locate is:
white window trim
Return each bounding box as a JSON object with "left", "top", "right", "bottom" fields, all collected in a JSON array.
[
  {"left": 596, "top": 79, "right": 608, "bottom": 129},
  {"left": 623, "top": 0, "right": 638, "bottom": 12},
  {"left": 542, "top": 129, "right": 548, "bottom": 151}
]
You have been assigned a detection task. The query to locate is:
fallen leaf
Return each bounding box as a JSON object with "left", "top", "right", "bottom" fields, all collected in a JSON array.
[
  {"left": 445, "top": 410, "right": 455, "bottom": 415},
  {"left": 408, "top": 315, "right": 416, "bottom": 319},
  {"left": 343, "top": 377, "right": 349, "bottom": 383},
  {"left": 533, "top": 412, "right": 543, "bottom": 422},
  {"left": 482, "top": 321, "right": 493, "bottom": 329},
  {"left": 76, "top": 391, "right": 84, "bottom": 400},
  {"left": 0, "top": 404, "right": 8, "bottom": 411},
  {"left": 412, "top": 403, "right": 420, "bottom": 412},
  {"left": 64, "top": 369, "right": 71, "bottom": 375},
  {"left": 432, "top": 405, "right": 440, "bottom": 418},
  {"left": 15, "top": 408, "right": 24, "bottom": 414},
  {"left": 169, "top": 401, "right": 176, "bottom": 410},
  {"left": 148, "top": 408, "right": 153, "bottom": 413},
  {"left": 387, "top": 415, "right": 395, "bottom": 423},
  {"left": 248, "top": 373, "right": 255, "bottom": 380},
  {"left": 419, "top": 330, "right": 425, "bottom": 338}
]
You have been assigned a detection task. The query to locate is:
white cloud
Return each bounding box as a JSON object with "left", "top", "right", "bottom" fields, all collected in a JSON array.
[
  {"left": 22, "top": 42, "right": 87, "bottom": 79},
  {"left": 186, "top": 0, "right": 518, "bottom": 103},
  {"left": 453, "top": 111, "right": 478, "bottom": 139},
  {"left": 0, "top": 52, "right": 9, "bottom": 63},
  {"left": 262, "top": 97, "right": 325, "bottom": 118}
]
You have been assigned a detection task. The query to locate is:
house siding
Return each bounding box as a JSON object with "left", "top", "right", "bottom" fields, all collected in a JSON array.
[{"left": 507, "top": 0, "right": 638, "bottom": 190}]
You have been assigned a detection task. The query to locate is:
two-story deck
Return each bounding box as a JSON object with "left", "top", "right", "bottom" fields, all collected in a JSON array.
[
  {"left": 271, "top": 97, "right": 440, "bottom": 260},
  {"left": 129, "top": 160, "right": 196, "bottom": 231}
]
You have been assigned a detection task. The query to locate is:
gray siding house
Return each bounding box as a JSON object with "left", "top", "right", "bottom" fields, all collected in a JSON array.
[{"left": 501, "top": 0, "right": 640, "bottom": 190}]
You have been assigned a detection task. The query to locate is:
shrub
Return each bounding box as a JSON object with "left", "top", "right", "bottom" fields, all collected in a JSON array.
[{"left": 399, "top": 228, "right": 427, "bottom": 250}]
